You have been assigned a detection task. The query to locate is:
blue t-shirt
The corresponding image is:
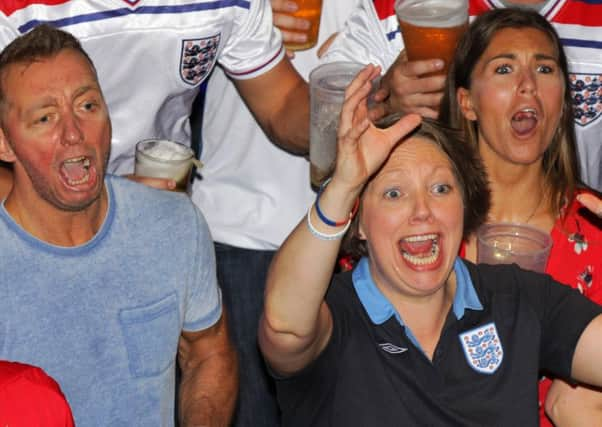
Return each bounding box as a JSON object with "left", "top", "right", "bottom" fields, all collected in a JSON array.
[{"left": 0, "top": 176, "right": 221, "bottom": 426}]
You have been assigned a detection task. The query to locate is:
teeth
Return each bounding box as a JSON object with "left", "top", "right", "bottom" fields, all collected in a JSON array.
[
  {"left": 67, "top": 174, "right": 89, "bottom": 185},
  {"left": 519, "top": 108, "right": 537, "bottom": 116},
  {"left": 64, "top": 156, "right": 86, "bottom": 163},
  {"left": 403, "top": 233, "right": 438, "bottom": 243},
  {"left": 402, "top": 240, "right": 440, "bottom": 266}
]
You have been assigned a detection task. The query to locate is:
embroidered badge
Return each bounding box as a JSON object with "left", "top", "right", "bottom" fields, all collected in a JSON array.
[
  {"left": 459, "top": 322, "right": 503, "bottom": 374},
  {"left": 570, "top": 73, "right": 602, "bottom": 127},
  {"left": 180, "top": 35, "right": 220, "bottom": 86}
]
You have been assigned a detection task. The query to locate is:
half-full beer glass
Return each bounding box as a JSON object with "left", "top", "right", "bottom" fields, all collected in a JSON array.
[
  {"left": 394, "top": 0, "right": 468, "bottom": 76},
  {"left": 282, "top": 0, "right": 323, "bottom": 51}
]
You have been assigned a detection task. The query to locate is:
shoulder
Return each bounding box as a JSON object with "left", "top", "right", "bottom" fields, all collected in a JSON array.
[{"left": 107, "top": 175, "right": 209, "bottom": 237}]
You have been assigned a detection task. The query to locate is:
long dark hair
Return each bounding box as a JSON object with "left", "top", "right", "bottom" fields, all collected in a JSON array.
[{"left": 439, "top": 8, "right": 580, "bottom": 216}]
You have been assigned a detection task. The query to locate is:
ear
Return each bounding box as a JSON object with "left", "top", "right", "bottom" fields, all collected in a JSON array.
[
  {"left": 456, "top": 87, "right": 478, "bottom": 122},
  {"left": 0, "top": 127, "right": 16, "bottom": 163},
  {"left": 357, "top": 219, "right": 367, "bottom": 241}
]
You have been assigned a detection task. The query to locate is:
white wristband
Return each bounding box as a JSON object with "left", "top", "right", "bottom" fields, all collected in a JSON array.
[{"left": 306, "top": 207, "right": 351, "bottom": 241}]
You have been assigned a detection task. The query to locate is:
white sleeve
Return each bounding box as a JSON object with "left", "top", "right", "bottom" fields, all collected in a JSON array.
[
  {"left": 219, "top": 0, "right": 285, "bottom": 80},
  {"left": 319, "top": 0, "right": 403, "bottom": 71},
  {"left": 0, "top": 16, "right": 20, "bottom": 50}
]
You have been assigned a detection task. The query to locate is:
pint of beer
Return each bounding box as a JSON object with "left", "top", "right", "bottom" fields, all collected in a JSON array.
[
  {"left": 282, "top": 0, "right": 323, "bottom": 51},
  {"left": 394, "top": 0, "right": 468, "bottom": 76}
]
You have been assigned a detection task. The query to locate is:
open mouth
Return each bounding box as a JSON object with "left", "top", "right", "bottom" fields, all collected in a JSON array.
[
  {"left": 511, "top": 108, "right": 538, "bottom": 136},
  {"left": 60, "top": 156, "right": 91, "bottom": 186},
  {"left": 399, "top": 233, "right": 440, "bottom": 266}
]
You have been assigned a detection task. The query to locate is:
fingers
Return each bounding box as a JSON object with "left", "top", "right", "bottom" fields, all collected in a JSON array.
[
  {"left": 270, "top": 0, "right": 297, "bottom": 13},
  {"left": 396, "top": 58, "right": 445, "bottom": 78},
  {"left": 385, "top": 113, "right": 422, "bottom": 146},
  {"left": 124, "top": 174, "right": 176, "bottom": 191},
  {"left": 577, "top": 193, "right": 602, "bottom": 217},
  {"left": 271, "top": 0, "right": 310, "bottom": 46},
  {"left": 338, "top": 65, "right": 379, "bottom": 137}
]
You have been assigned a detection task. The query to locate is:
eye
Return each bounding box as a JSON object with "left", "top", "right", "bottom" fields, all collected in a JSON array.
[
  {"left": 384, "top": 188, "right": 402, "bottom": 199},
  {"left": 494, "top": 64, "right": 512, "bottom": 74},
  {"left": 537, "top": 64, "right": 554, "bottom": 74},
  {"left": 82, "top": 101, "right": 98, "bottom": 111},
  {"left": 37, "top": 115, "right": 50, "bottom": 124},
  {"left": 432, "top": 183, "right": 452, "bottom": 195}
]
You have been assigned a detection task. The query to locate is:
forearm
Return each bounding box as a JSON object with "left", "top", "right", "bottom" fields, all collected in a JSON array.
[
  {"left": 545, "top": 380, "right": 602, "bottom": 427},
  {"left": 262, "top": 180, "right": 358, "bottom": 344},
  {"left": 178, "top": 350, "right": 238, "bottom": 427},
  {"left": 266, "top": 77, "right": 309, "bottom": 154}
]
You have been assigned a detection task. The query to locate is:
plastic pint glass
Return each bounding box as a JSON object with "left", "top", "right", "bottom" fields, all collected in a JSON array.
[
  {"left": 309, "top": 62, "right": 364, "bottom": 188},
  {"left": 282, "top": 0, "right": 323, "bottom": 51},
  {"left": 394, "top": 0, "right": 468, "bottom": 75}
]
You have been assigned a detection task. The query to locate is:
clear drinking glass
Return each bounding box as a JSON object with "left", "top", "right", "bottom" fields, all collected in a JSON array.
[{"left": 476, "top": 222, "right": 552, "bottom": 273}]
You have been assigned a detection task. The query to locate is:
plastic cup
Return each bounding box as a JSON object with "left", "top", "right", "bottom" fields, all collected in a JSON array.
[
  {"left": 394, "top": 0, "right": 468, "bottom": 76},
  {"left": 309, "top": 62, "right": 379, "bottom": 189},
  {"left": 476, "top": 223, "right": 552, "bottom": 273},
  {"left": 134, "top": 139, "right": 196, "bottom": 193},
  {"left": 282, "top": 0, "right": 323, "bottom": 51}
]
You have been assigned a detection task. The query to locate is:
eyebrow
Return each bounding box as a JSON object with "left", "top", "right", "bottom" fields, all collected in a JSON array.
[{"left": 486, "top": 52, "right": 558, "bottom": 63}]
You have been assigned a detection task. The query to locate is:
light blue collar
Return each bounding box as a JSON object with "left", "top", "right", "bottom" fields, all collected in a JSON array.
[{"left": 352, "top": 257, "right": 483, "bottom": 327}]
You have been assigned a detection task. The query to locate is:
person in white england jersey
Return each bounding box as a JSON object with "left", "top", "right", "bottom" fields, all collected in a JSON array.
[
  {"left": 196, "top": 0, "right": 360, "bottom": 424},
  {"left": 321, "top": 0, "right": 602, "bottom": 193}
]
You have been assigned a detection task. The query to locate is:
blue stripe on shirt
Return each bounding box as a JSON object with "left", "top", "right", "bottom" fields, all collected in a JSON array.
[{"left": 19, "top": 0, "right": 251, "bottom": 33}]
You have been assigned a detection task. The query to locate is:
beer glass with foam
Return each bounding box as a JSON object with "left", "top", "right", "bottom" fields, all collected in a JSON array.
[
  {"left": 394, "top": 0, "right": 468, "bottom": 76},
  {"left": 134, "top": 139, "right": 196, "bottom": 193},
  {"left": 282, "top": 0, "right": 323, "bottom": 51}
]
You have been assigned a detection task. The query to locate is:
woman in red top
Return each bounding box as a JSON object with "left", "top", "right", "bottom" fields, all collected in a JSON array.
[
  {"left": 440, "top": 8, "right": 602, "bottom": 426},
  {"left": 0, "top": 361, "right": 74, "bottom": 426}
]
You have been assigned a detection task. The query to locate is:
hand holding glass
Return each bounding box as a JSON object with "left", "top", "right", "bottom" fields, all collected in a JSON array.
[
  {"left": 134, "top": 139, "right": 201, "bottom": 193},
  {"left": 394, "top": 0, "right": 468, "bottom": 76}
]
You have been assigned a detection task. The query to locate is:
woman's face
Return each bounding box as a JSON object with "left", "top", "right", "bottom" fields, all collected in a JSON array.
[
  {"left": 457, "top": 27, "right": 564, "bottom": 167},
  {"left": 359, "top": 136, "right": 464, "bottom": 299}
]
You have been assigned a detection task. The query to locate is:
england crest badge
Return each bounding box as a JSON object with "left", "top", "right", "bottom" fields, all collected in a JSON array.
[
  {"left": 459, "top": 322, "right": 503, "bottom": 375},
  {"left": 570, "top": 73, "right": 602, "bottom": 127},
  {"left": 180, "top": 35, "right": 221, "bottom": 86}
]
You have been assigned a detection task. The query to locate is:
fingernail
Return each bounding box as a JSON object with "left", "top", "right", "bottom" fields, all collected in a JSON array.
[
  {"left": 285, "top": 1, "right": 298, "bottom": 12},
  {"left": 433, "top": 60, "right": 445, "bottom": 69}
]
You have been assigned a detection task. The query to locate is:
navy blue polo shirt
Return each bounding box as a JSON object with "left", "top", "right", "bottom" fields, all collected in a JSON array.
[{"left": 274, "top": 258, "right": 602, "bottom": 427}]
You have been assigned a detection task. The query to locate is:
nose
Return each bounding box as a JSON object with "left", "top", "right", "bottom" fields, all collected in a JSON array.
[
  {"left": 409, "top": 193, "right": 433, "bottom": 223},
  {"left": 518, "top": 68, "right": 537, "bottom": 96},
  {"left": 60, "top": 111, "right": 84, "bottom": 146}
]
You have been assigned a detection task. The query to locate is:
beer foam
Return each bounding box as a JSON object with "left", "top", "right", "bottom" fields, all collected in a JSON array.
[
  {"left": 397, "top": 0, "right": 467, "bottom": 28},
  {"left": 139, "top": 140, "right": 192, "bottom": 161}
]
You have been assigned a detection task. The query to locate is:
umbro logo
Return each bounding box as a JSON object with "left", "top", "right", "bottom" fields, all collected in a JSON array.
[{"left": 379, "top": 343, "right": 408, "bottom": 354}]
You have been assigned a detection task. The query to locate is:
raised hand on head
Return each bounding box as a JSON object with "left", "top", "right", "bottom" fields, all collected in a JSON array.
[{"left": 334, "top": 64, "right": 422, "bottom": 193}]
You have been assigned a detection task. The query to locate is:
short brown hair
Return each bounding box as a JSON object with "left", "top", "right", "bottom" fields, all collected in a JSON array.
[
  {"left": 0, "top": 24, "right": 96, "bottom": 109},
  {"left": 342, "top": 117, "right": 491, "bottom": 259}
]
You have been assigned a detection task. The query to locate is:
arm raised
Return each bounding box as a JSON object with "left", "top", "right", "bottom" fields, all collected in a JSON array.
[{"left": 258, "top": 64, "right": 421, "bottom": 375}]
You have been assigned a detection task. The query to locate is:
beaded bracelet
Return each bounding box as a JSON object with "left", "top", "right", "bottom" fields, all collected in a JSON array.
[
  {"left": 315, "top": 179, "right": 360, "bottom": 227},
  {"left": 306, "top": 208, "right": 351, "bottom": 241}
]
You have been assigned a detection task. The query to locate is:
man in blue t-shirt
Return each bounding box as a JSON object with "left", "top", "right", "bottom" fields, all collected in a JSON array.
[{"left": 0, "top": 25, "right": 237, "bottom": 426}]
